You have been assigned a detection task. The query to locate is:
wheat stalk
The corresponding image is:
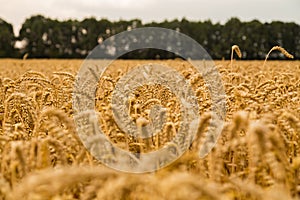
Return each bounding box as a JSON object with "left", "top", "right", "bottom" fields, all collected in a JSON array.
[
  {"left": 230, "top": 45, "right": 242, "bottom": 69},
  {"left": 263, "top": 46, "right": 294, "bottom": 67}
]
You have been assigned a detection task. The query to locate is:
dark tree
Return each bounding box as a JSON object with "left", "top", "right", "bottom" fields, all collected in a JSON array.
[
  {"left": 0, "top": 18, "right": 15, "bottom": 57},
  {"left": 11, "top": 16, "right": 300, "bottom": 59}
]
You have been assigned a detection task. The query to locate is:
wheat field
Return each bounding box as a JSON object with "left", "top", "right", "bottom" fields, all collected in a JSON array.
[{"left": 0, "top": 59, "right": 299, "bottom": 200}]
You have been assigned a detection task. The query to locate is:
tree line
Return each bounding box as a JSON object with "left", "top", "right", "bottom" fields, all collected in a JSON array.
[{"left": 0, "top": 15, "right": 299, "bottom": 59}]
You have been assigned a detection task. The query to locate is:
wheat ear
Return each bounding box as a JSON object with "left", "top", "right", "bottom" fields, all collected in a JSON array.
[
  {"left": 230, "top": 45, "right": 242, "bottom": 69},
  {"left": 263, "top": 46, "right": 294, "bottom": 67}
]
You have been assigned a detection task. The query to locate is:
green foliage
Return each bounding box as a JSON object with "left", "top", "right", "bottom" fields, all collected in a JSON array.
[
  {"left": 1, "top": 16, "right": 300, "bottom": 59},
  {"left": 0, "top": 18, "right": 15, "bottom": 57}
]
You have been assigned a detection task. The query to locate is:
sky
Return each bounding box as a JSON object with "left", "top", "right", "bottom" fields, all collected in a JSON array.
[{"left": 0, "top": 0, "right": 299, "bottom": 36}]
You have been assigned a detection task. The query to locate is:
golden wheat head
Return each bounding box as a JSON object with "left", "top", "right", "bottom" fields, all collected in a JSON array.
[
  {"left": 263, "top": 46, "right": 294, "bottom": 67},
  {"left": 232, "top": 45, "right": 242, "bottom": 58},
  {"left": 231, "top": 45, "right": 242, "bottom": 69}
]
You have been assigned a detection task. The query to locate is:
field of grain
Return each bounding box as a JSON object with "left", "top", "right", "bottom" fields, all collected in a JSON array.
[{"left": 0, "top": 59, "right": 299, "bottom": 200}]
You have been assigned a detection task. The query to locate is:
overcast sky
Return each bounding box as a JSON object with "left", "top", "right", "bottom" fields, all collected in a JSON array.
[{"left": 0, "top": 0, "right": 299, "bottom": 35}]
